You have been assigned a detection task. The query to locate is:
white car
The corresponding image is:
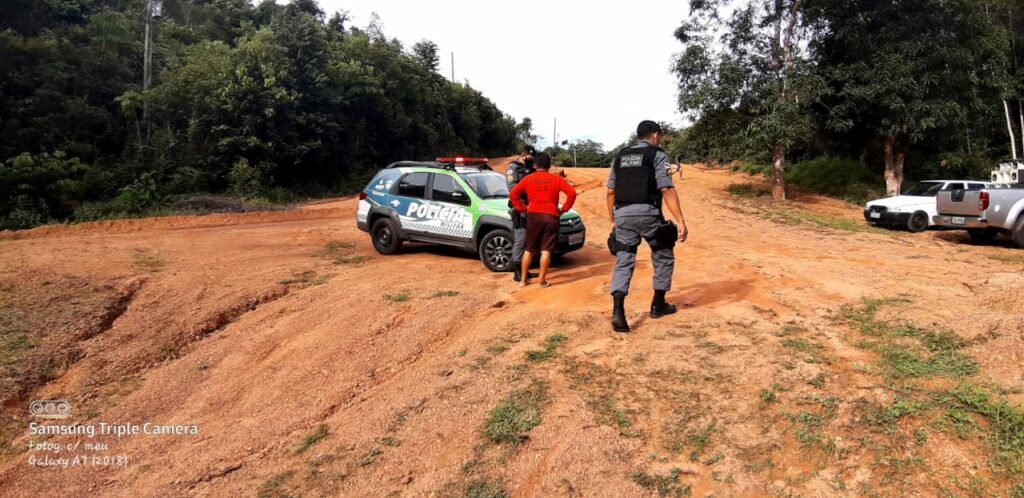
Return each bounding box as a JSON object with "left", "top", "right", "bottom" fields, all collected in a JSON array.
[{"left": 864, "top": 180, "right": 993, "bottom": 232}]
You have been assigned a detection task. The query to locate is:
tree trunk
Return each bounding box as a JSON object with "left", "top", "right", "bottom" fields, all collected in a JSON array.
[
  {"left": 1004, "top": 99, "right": 1018, "bottom": 160},
  {"left": 883, "top": 136, "right": 905, "bottom": 196},
  {"left": 1018, "top": 99, "right": 1023, "bottom": 157},
  {"left": 772, "top": 145, "right": 786, "bottom": 200}
]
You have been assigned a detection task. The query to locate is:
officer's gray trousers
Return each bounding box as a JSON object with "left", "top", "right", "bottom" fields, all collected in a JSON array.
[
  {"left": 611, "top": 215, "right": 674, "bottom": 295},
  {"left": 512, "top": 227, "right": 527, "bottom": 264}
]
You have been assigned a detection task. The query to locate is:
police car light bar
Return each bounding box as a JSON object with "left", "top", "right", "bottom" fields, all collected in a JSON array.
[{"left": 435, "top": 157, "right": 489, "bottom": 165}]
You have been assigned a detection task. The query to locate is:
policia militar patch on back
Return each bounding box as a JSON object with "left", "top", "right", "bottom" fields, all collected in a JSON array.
[{"left": 612, "top": 144, "right": 662, "bottom": 208}]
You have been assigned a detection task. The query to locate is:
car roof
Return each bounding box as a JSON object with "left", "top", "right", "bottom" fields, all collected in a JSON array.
[
  {"left": 918, "top": 179, "right": 990, "bottom": 183},
  {"left": 383, "top": 161, "right": 492, "bottom": 172}
]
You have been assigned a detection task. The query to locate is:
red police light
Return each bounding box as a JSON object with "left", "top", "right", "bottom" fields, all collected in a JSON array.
[{"left": 435, "top": 157, "right": 489, "bottom": 164}]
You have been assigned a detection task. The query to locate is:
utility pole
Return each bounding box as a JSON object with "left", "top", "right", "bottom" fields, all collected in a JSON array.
[
  {"left": 143, "top": 0, "right": 155, "bottom": 137},
  {"left": 553, "top": 118, "right": 557, "bottom": 150},
  {"left": 144, "top": 0, "right": 154, "bottom": 93},
  {"left": 450, "top": 52, "right": 455, "bottom": 83}
]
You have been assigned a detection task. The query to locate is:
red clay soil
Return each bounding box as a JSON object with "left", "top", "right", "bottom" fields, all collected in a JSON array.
[{"left": 0, "top": 160, "right": 1022, "bottom": 497}]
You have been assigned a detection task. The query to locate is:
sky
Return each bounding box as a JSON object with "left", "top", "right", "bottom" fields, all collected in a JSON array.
[{"left": 314, "top": 0, "right": 690, "bottom": 150}]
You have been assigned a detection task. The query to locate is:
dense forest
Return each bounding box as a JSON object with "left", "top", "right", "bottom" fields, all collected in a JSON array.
[
  {"left": 6, "top": 1, "right": 1024, "bottom": 229},
  {"left": 670, "top": 0, "right": 1024, "bottom": 201},
  {"left": 0, "top": 0, "right": 523, "bottom": 229}
]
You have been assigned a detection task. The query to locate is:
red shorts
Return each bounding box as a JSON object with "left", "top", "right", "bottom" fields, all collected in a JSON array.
[{"left": 524, "top": 213, "right": 560, "bottom": 253}]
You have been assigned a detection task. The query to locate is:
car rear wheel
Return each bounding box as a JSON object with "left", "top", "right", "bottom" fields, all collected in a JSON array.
[
  {"left": 371, "top": 218, "right": 402, "bottom": 255},
  {"left": 967, "top": 228, "right": 999, "bottom": 243},
  {"left": 479, "top": 229, "right": 514, "bottom": 272},
  {"left": 1012, "top": 216, "right": 1024, "bottom": 248},
  {"left": 906, "top": 211, "right": 929, "bottom": 233}
]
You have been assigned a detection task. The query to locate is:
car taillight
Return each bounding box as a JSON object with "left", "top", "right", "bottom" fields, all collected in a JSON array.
[
  {"left": 979, "top": 191, "right": 989, "bottom": 211},
  {"left": 359, "top": 192, "right": 368, "bottom": 200}
]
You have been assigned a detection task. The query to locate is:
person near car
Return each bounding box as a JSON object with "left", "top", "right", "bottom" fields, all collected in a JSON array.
[
  {"left": 509, "top": 152, "right": 577, "bottom": 288},
  {"left": 507, "top": 145, "right": 537, "bottom": 282},
  {"left": 607, "top": 120, "right": 689, "bottom": 333}
]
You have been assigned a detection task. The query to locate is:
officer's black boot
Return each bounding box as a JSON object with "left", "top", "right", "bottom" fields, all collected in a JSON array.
[
  {"left": 611, "top": 292, "right": 630, "bottom": 333},
  {"left": 513, "top": 265, "right": 522, "bottom": 282},
  {"left": 650, "top": 290, "right": 678, "bottom": 319}
]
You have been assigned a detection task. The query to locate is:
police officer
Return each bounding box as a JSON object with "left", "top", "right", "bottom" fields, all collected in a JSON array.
[
  {"left": 607, "top": 120, "right": 689, "bottom": 333},
  {"left": 507, "top": 145, "right": 539, "bottom": 282}
]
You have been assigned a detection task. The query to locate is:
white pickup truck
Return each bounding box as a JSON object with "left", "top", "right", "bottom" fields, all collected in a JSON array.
[{"left": 933, "top": 162, "right": 1024, "bottom": 246}]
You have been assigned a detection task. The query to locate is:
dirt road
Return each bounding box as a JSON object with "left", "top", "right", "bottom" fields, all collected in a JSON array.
[{"left": 1, "top": 162, "right": 1022, "bottom": 497}]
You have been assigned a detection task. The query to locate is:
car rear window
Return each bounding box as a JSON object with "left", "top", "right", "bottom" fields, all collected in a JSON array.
[{"left": 396, "top": 172, "right": 429, "bottom": 198}]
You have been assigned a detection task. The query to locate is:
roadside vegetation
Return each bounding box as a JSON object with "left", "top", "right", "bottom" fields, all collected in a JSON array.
[
  {"left": 725, "top": 186, "right": 892, "bottom": 234},
  {"left": 671, "top": 0, "right": 1022, "bottom": 202},
  {"left": 0, "top": 1, "right": 525, "bottom": 230},
  {"left": 840, "top": 298, "right": 1024, "bottom": 494}
]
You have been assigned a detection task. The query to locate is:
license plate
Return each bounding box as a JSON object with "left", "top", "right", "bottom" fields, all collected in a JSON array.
[
  {"left": 870, "top": 212, "right": 881, "bottom": 219},
  {"left": 568, "top": 232, "right": 584, "bottom": 245},
  {"left": 952, "top": 217, "right": 965, "bottom": 225}
]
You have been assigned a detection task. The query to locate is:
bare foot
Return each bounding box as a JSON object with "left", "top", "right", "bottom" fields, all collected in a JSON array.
[{"left": 539, "top": 281, "right": 551, "bottom": 288}]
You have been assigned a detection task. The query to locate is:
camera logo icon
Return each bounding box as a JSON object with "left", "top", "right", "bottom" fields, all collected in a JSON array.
[{"left": 30, "top": 400, "right": 71, "bottom": 419}]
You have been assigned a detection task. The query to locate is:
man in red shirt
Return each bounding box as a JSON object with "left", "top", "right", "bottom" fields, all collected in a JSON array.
[{"left": 509, "top": 152, "right": 578, "bottom": 287}]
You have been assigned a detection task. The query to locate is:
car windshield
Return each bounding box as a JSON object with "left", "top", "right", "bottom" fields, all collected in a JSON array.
[
  {"left": 459, "top": 171, "right": 509, "bottom": 198},
  {"left": 902, "top": 181, "right": 944, "bottom": 196}
]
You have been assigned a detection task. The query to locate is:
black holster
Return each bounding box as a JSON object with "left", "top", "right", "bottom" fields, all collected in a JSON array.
[
  {"left": 607, "top": 230, "right": 638, "bottom": 256},
  {"left": 646, "top": 220, "right": 678, "bottom": 252},
  {"left": 510, "top": 208, "right": 525, "bottom": 229}
]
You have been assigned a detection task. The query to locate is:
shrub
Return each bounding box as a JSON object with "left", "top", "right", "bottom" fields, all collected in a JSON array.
[{"left": 785, "top": 156, "right": 884, "bottom": 204}]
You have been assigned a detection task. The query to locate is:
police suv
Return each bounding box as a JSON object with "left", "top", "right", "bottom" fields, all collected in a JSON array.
[{"left": 357, "top": 157, "right": 586, "bottom": 271}]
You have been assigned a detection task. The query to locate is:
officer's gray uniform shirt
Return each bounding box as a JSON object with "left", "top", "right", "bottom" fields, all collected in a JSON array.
[{"left": 608, "top": 141, "right": 676, "bottom": 294}]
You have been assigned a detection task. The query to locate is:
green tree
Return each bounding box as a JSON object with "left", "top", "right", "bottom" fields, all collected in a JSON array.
[
  {"left": 674, "top": 0, "right": 816, "bottom": 200},
  {"left": 807, "top": 0, "right": 1008, "bottom": 195},
  {"left": 412, "top": 40, "right": 440, "bottom": 72}
]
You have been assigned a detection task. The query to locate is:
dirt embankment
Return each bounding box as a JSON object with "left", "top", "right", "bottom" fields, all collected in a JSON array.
[{"left": 0, "top": 164, "right": 1022, "bottom": 497}]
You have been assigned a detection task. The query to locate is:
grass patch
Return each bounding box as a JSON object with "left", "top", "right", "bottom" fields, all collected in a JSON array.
[
  {"left": 726, "top": 183, "right": 771, "bottom": 198},
  {"left": 876, "top": 346, "right": 978, "bottom": 379},
  {"left": 323, "top": 241, "right": 355, "bottom": 251},
  {"left": 295, "top": 424, "right": 329, "bottom": 454},
  {"left": 131, "top": 248, "right": 166, "bottom": 273},
  {"left": 589, "top": 398, "right": 642, "bottom": 437},
  {"left": 760, "top": 389, "right": 778, "bottom": 403},
  {"left": 943, "top": 384, "right": 1024, "bottom": 475},
  {"left": 257, "top": 471, "right": 294, "bottom": 498},
  {"left": 773, "top": 208, "right": 874, "bottom": 233},
  {"left": 332, "top": 254, "right": 371, "bottom": 265},
  {"left": 384, "top": 291, "right": 411, "bottom": 302},
  {"left": 843, "top": 299, "right": 978, "bottom": 380},
  {"left": 781, "top": 338, "right": 821, "bottom": 353},
  {"left": 524, "top": 334, "right": 568, "bottom": 362},
  {"left": 845, "top": 298, "right": 1024, "bottom": 490},
  {"left": 359, "top": 447, "right": 382, "bottom": 466},
  {"left": 630, "top": 468, "right": 692, "bottom": 497},
  {"left": 465, "top": 478, "right": 509, "bottom": 498},
  {"left": 279, "top": 270, "right": 333, "bottom": 287},
  {"left": 482, "top": 382, "right": 547, "bottom": 445},
  {"left": 318, "top": 240, "right": 370, "bottom": 265},
  {"left": 432, "top": 290, "right": 460, "bottom": 298},
  {"left": 987, "top": 253, "right": 1024, "bottom": 265}
]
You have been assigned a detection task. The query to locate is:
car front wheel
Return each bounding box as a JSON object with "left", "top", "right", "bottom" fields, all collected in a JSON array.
[
  {"left": 907, "top": 211, "right": 929, "bottom": 233},
  {"left": 371, "top": 218, "right": 402, "bottom": 255},
  {"left": 479, "top": 229, "right": 515, "bottom": 272}
]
